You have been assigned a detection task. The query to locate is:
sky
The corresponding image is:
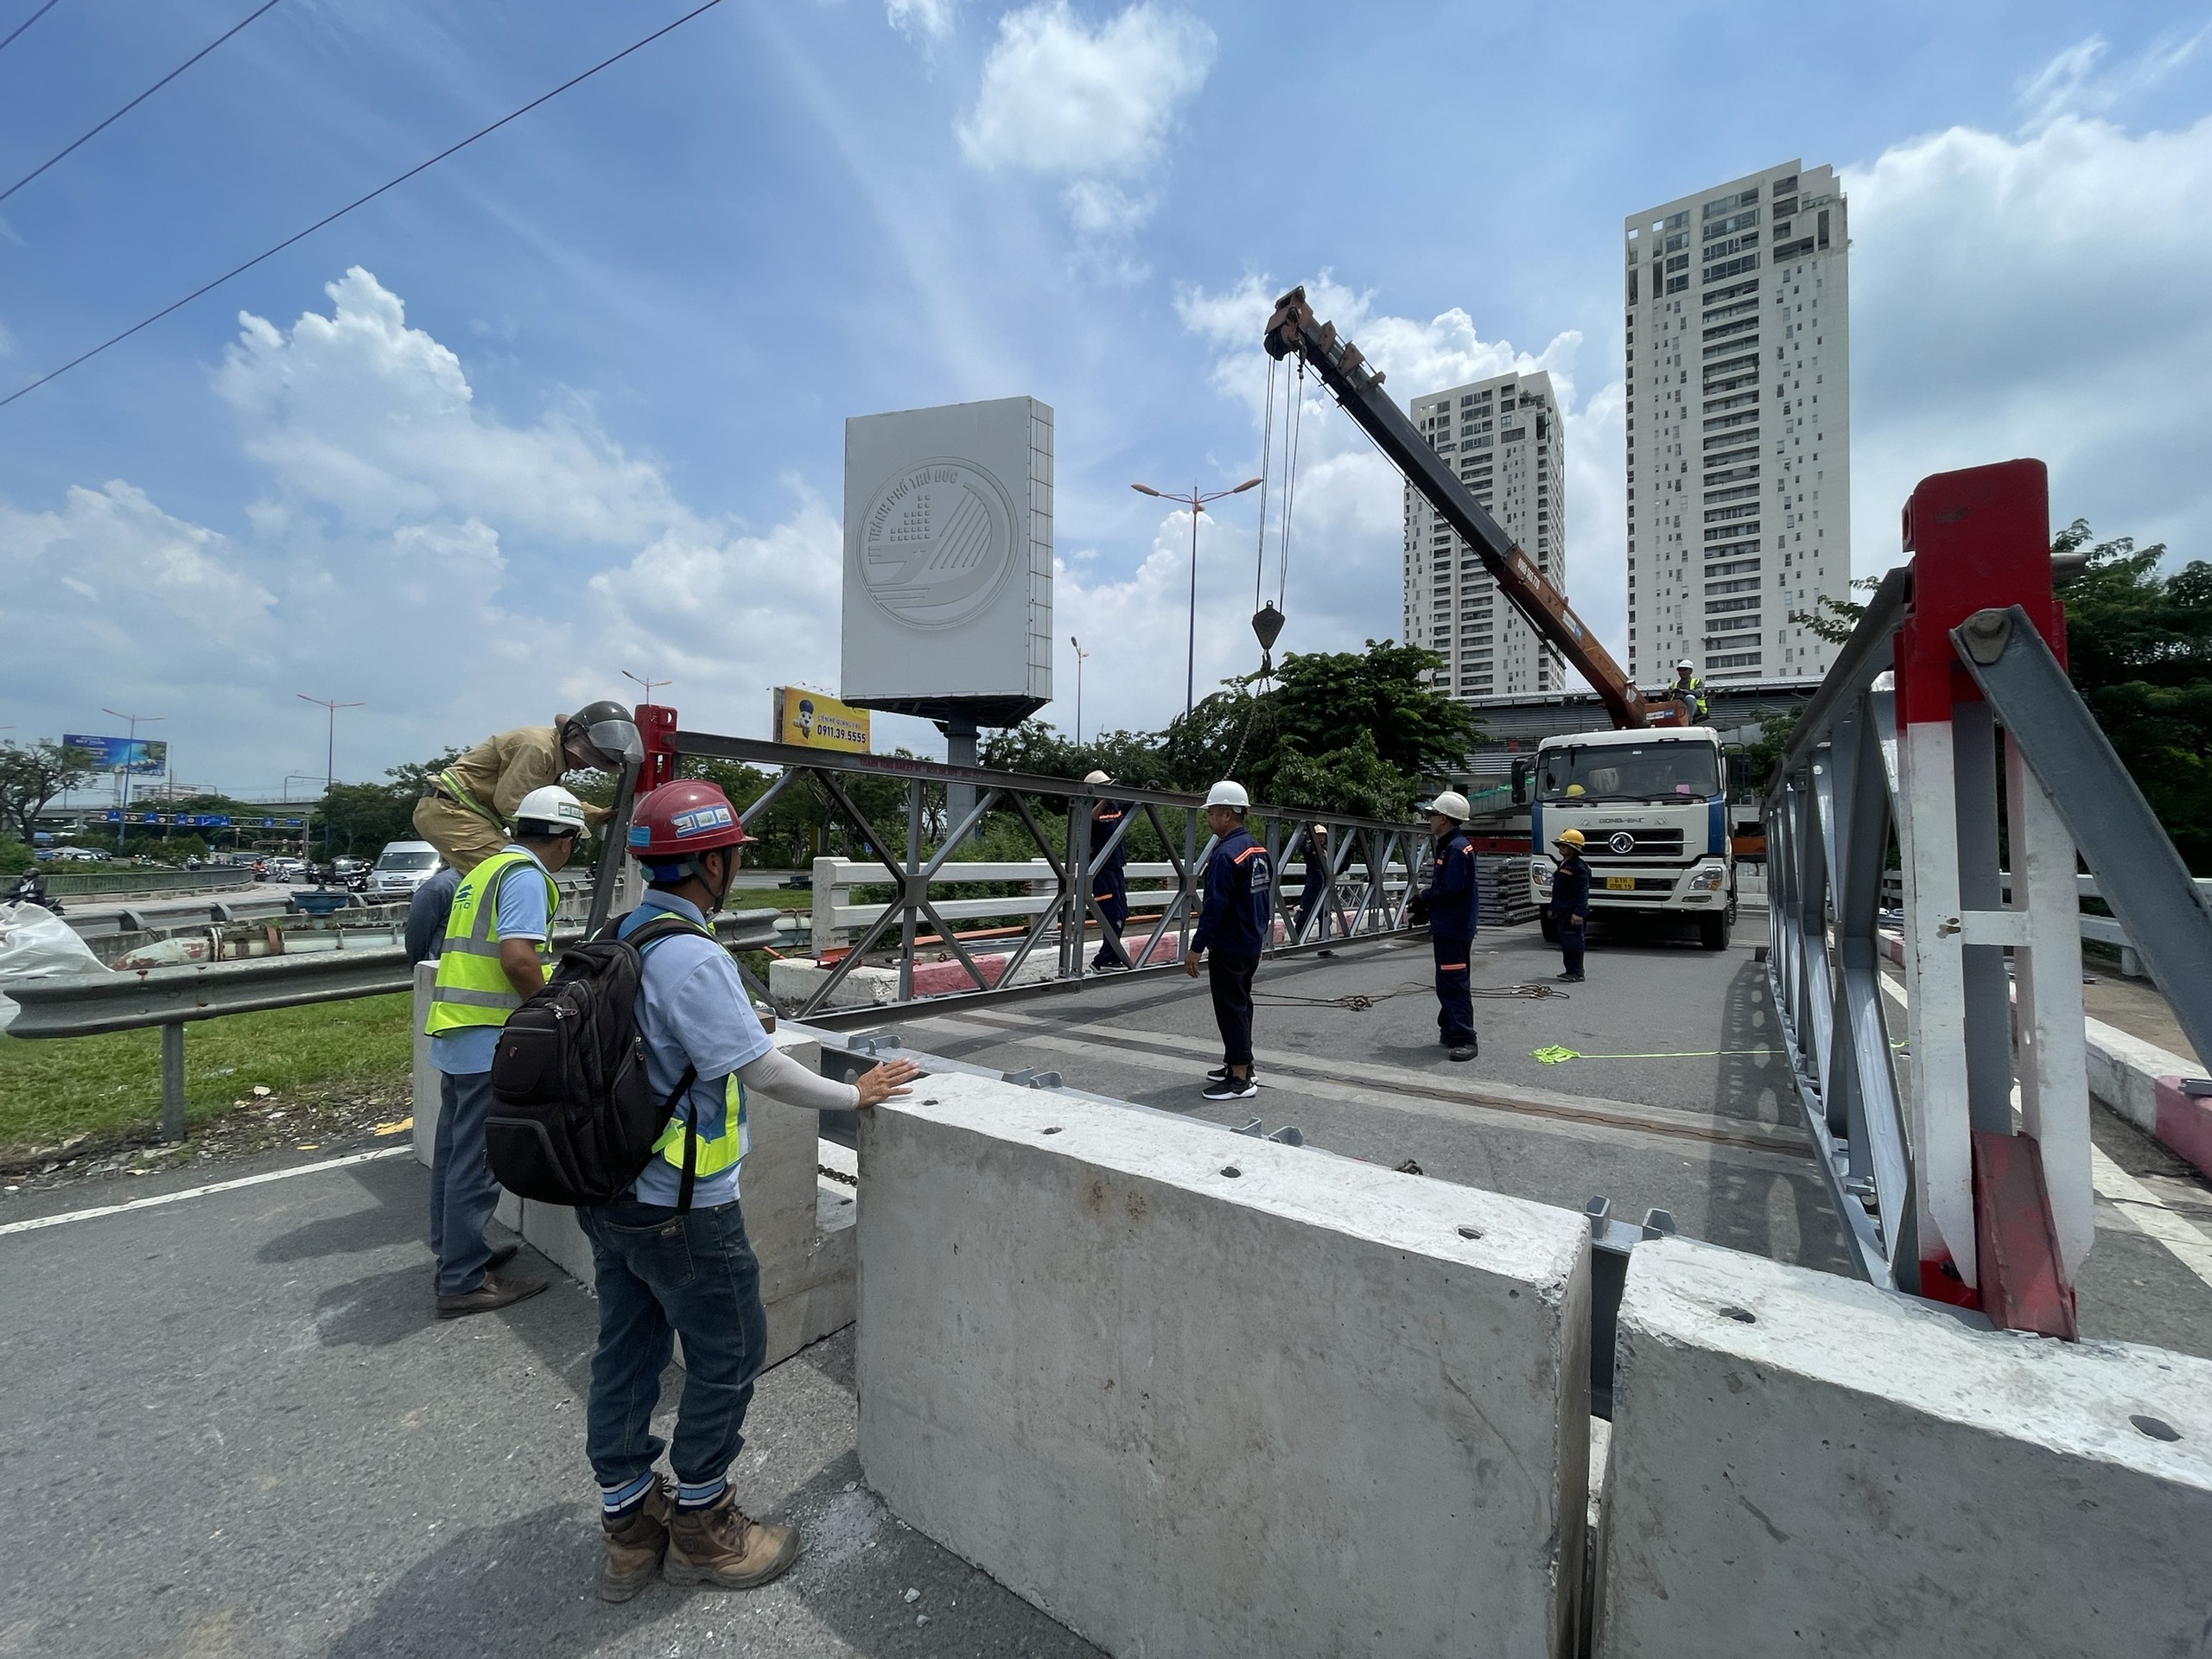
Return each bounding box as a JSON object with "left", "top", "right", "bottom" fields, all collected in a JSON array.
[{"left": 3, "top": 0, "right": 2211, "bottom": 798}]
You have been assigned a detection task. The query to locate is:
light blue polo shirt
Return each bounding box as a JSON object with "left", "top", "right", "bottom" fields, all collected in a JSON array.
[
  {"left": 429, "top": 845, "right": 554, "bottom": 1077},
  {"left": 616, "top": 890, "right": 770, "bottom": 1209}
]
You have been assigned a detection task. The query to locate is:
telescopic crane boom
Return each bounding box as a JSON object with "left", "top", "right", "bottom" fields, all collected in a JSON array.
[{"left": 1262, "top": 286, "right": 1658, "bottom": 729}]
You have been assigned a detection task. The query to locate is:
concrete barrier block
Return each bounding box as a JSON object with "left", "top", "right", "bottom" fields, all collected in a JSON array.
[
  {"left": 410, "top": 962, "right": 436, "bottom": 1169},
  {"left": 2154, "top": 1076, "right": 2212, "bottom": 1180},
  {"left": 1596, "top": 1235, "right": 2212, "bottom": 1658},
  {"left": 858, "top": 1076, "right": 1592, "bottom": 1659},
  {"left": 2082, "top": 1014, "right": 2184, "bottom": 1135}
]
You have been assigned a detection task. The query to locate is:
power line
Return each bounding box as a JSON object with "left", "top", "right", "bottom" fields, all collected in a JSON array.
[
  {"left": 0, "top": 0, "right": 63, "bottom": 61},
  {"left": 0, "top": 0, "right": 731, "bottom": 411},
  {"left": 1, "top": 0, "right": 289, "bottom": 207}
]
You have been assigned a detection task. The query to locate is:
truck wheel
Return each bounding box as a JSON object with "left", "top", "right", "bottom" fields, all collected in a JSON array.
[
  {"left": 1540, "top": 915, "right": 1558, "bottom": 944},
  {"left": 1700, "top": 911, "right": 1731, "bottom": 950}
]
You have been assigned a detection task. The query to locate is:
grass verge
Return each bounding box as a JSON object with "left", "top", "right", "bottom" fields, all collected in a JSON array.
[{"left": 1, "top": 993, "right": 414, "bottom": 1161}]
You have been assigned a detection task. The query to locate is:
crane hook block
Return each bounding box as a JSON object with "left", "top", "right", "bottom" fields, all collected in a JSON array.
[{"left": 1252, "top": 603, "right": 1286, "bottom": 652}]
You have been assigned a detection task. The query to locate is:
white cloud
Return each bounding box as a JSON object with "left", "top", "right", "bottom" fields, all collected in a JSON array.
[
  {"left": 2017, "top": 27, "right": 2212, "bottom": 127},
  {"left": 957, "top": 2, "right": 1213, "bottom": 234},
  {"left": 887, "top": 0, "right": 957, "bottom": 41},
  {"left": 1844, "top": 111, "right": 2212, "bottom": 574}
]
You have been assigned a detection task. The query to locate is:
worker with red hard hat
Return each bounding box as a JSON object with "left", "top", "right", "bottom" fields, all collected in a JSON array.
[{"left": 582, "top": 779, "right": 918, "bottom": 1604}]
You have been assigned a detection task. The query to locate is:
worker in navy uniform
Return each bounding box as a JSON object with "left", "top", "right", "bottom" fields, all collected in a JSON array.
[
  {"left": 1408, "top": 791, "right": 1479, "bottom": 1062},
  {"left": 1084, "top": 770, "right": 1133, "bottom": 973},
  {"left": 1185, "top": 780, "right": 1270, "bottom": 1101},
  {"left": 1549, "top": 827, "right": 1592, "bottom": 982},
  {"left": 1292, "top": 822, "right": 1334, "bottom": 950}
]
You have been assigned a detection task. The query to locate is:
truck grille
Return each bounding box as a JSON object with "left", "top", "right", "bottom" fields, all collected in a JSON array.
[{"left": 1583, "top": 829, "right": 1686, "bottom": 861}]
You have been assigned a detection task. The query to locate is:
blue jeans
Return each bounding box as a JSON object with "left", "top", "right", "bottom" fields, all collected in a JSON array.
[
  {"left": 431, "top": 1070, "right": 501, "bottom": 1295},
  {"left": 578, "top": 1196, "right": 768, "bottom": 1493}
]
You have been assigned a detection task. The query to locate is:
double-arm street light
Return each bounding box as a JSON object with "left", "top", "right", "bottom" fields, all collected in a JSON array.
[
  {"left": 1130, "top": 476, "right": 1263, "bottom": 721},
  {"left": 297, "top": 694, "right": 364, "bottom": 860},
  {"left": 101, "top": 707, "right": 162, "bottom": 851},
  {"left": 1069, "top": 635, "right": 1089, "bottom": 747}
]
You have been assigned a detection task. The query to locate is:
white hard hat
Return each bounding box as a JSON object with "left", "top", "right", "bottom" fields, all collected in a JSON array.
[
  {"left": 1425, "top": 791, "right": 1472, "bottom": 822},
  {"left": 1676, "top": 658, "right": 1695, "bottom": 672},
  {"left": 513, "top": 785, "right": 588, "bottom": 836},
  {"left": 1204, "top": 779, "right": 1249, "bottom": 810},
  {"left": 1084, "top": 769, "right": 1113, "bottom": 785}
]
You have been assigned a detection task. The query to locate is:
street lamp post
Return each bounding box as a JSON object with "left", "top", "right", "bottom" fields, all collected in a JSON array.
[
  {"left": 622, "top": 669, "right": 672, "bottom": 711},
  {"left": 297, "top": 695, "right": 364, "bottom": 861},
  {"left": 1130, "top": 476, "right": 1263, "bottom": 720},
  {"left": 1070, "top": 635, "right": 1088, "bottom": 747},
  {"left": 100, "top": 708, "right": 162, "bottom": 852}
]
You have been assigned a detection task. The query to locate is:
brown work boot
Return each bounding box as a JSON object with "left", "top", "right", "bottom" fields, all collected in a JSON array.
[
  {"left": 599, "top": 1479, "right": 673, "bottom": 1603},
  {"left": 663, "top": 1488, "right": 800, "bottom": 1591},
  {"left": 435, "top": 1268, "right": 547, "bottom": 1319}
]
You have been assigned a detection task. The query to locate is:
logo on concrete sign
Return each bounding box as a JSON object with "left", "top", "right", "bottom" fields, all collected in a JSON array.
[
  {"left": 856, "top": 458, "right": 1019, "bottom": 630},
  {"left": 1608, "top": 831, "right": 1637, "bottom": 855}
]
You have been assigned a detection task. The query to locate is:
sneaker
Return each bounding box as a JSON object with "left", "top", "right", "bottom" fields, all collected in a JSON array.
[
  {"left": 1090, "top": 959, "right": 1131, "bottom": 975},
  {"left": 664, "top": 1488, "right": 800, "bottom": 1592},
  {"left": 1556, "top": 972, "right": 1584, "bottom": 982},
  {"left": 1448, "top": 1044, "right": 1477, "bottom": 1063},
  {"left": 1202, "top": 1075, "right": 1258, "bottom": 1101},
  {"left": 599, "top": 1479, "right": 672, "bottom": 1603},
  {"left": 435, "top": 1268, "right": 547, "bottom": 1319},
  {"left": 1205, "top": 1064, "right": 1261, "bottom": 1083}
]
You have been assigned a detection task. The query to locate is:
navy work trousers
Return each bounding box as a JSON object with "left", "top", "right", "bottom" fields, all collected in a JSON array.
[
  {"left": 579, "top": 1196, "right": 769, "bottom": 1496},
  {"left": 1558, "top": 918, "right": 1586, "bottom": 977},
  {"left": 1433, "top": 934, "right": 1476, "bottom": 1047},
  {"left": 430, "top": 1069, "right": 501, "bottom": 1296},
  {"left": 1093, "top": 869, "right": 1131, "bottom": 968},
  {"left": 1208, "top": 951, "right": 1259, "bottom": 1069}
]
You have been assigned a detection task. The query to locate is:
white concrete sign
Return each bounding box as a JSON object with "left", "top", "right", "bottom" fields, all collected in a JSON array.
[{"left": 841, "top": 396, "right": 1053, "bottom": 716}]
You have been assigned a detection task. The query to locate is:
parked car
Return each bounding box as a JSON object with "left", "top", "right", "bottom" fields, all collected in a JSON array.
[{"left": 367, "top": 840, "right": 444, "bottom": 899}]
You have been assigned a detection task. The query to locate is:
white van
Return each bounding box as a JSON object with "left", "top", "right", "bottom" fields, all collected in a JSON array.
[{"left": 368, "top": 840, "right": 444, "bottom": 899}]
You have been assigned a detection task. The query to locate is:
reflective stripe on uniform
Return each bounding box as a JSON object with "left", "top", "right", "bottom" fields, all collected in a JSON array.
[{"left": 635, "top": 908, "right": 750, "bottom": 1179}]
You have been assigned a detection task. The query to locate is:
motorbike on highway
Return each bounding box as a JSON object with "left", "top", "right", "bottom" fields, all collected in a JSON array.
[{"left": 9, "top": 870, "right": 63, "bottom": 916}]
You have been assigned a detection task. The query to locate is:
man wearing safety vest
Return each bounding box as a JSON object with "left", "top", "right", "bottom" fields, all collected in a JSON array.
[
  {"left": 411, "top": 701, "right": 640, "bottom": 875},
  {"left": 1668, "top": 659, "right": 1709, "bottom": 725},
  {"left": 588, "top": 780, "right": 918, "bottom": 1604},
  {"left": 423, "top": 785, "right": 589, "bottom": 1316}
]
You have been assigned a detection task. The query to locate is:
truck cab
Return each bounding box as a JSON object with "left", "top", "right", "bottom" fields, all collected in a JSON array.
[{"left": 1528, "top": 726, "right": 1735, "bottom": 949}]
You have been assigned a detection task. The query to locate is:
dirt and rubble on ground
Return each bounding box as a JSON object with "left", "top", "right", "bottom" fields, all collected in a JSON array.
[{"left": 0, "top": 1080, "right": 413, "bottom": 1194}]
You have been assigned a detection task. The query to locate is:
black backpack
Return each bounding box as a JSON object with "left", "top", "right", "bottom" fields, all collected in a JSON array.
[{"left": 485, "top": 913, "right": 709, "bottom": 1211}]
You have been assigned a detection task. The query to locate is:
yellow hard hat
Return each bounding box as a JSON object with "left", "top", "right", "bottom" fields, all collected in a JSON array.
[
  {"left": 1554, "top": 828, "right": 1586, "bottom": 849},
  {"left": 1564, "top": 784, "right": 1586, "bottom": 798}
]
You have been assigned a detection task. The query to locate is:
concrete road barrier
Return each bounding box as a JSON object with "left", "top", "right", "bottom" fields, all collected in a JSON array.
[
  {"left": 856, "top": 1076, "right": 1593, "bottom": 1659},
  {"left": 1595, "top": 1235, "right": 2212, "bottom": 1658}
]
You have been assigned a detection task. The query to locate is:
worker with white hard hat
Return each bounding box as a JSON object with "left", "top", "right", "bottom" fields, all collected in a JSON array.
[
  {"left": 420, "top": 783, "right": 591, "bottom": 1318},
  {"left": 1084, "top": 770, "right": 1134, "bottom": 973},
  {"left": 1667, "top": 659, "right": 1707, "bottom": 725},
  {"left": 1409, "top": 790, "right": 1480, "bottom": 1061},
  {"left": 1185, "top": 779, "right": 1270, "bottom": 1100}
]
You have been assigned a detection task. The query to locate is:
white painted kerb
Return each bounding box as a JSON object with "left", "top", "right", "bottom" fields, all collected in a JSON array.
[
  {"left": 857, "top": 1073, "right": 1592, "bottom": 1659},
  {"left": 1597, "top": 1235, "right": 2212, "bottom": 1658}
]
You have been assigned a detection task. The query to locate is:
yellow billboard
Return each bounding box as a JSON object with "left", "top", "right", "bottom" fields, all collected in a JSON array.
[{"left": 772, "top": 687, "right": 871, "bottom": 752}]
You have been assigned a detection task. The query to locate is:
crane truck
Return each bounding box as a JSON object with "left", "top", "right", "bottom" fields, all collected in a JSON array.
[{"left": 1262, "top": 286, "right": 1738, "bottom": 949}]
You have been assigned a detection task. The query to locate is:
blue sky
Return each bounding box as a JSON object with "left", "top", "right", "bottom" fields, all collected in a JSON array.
[{"left": 3, "top": 0, "right": 2210, "bottom": 796}]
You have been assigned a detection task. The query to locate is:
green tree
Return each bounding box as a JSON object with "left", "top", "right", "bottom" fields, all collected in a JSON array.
[
  {"left": 1789, "top": 575, "right": 1882, "bottom": 646},
  {"left": 2055, "top": 518, "right": 2212, "bottom": 871},
  {"left": 0, "top": 741, "right": 97, "bottom": 845}
]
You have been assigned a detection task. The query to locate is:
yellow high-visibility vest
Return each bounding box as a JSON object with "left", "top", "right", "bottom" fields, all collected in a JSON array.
[
  {"left": 632, "top": 911, "right": 747, "bottom": 1179},
  {"left": 424, "top": 849, "right": 559, "bottom": 1035}
]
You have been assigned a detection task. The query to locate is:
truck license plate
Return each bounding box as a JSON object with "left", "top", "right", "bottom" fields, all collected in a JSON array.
[{"left": 1605, "top": 875, "right": 1636, "bottom": 890}]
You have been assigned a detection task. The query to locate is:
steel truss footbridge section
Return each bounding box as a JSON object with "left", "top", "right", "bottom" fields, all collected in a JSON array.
[
  {"left": 607, "top": 723, "right": 1439, "bottom": 1021},
  {"left": 1765, "top": 459, "right": 2212, "bottom": 1338}
]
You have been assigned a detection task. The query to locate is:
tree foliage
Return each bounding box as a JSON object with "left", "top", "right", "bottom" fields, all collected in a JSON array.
[
  {"left": 0, "top": 741, "right": 97, "bottom": 844},
  {"left": 1789, "top": 575, "right": 1882, "bottom": 646}
]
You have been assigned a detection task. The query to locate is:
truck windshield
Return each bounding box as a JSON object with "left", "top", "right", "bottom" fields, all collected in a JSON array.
[{"left": 1538, "top": 743, "right": 1720, "bottom": 803}]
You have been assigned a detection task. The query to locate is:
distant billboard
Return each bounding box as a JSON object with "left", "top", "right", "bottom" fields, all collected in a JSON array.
[
  {"left": 64, "top": 734, "right": 168, "bottom": 775},
  {"left": 772, "top": 688, "right": 870, "bottom": 753},
  {"left": 840, "top": 396, "right": 1053, "bottom": 726}
]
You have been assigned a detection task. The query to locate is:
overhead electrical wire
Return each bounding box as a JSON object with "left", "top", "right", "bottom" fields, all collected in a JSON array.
[
  {"left": 0, "top": 0, "right": 62, "bottom": 60},
  {"left": 0, "top": 0, "right": 731, "bottom": 410},
  {"left": 0, "top": 0, "right": 289, "bottom": 207}
]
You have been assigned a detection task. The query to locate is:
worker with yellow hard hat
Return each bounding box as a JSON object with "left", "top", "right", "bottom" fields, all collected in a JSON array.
[{"left": 1548, "top": 826, "right": 1591, "bottom": 982}]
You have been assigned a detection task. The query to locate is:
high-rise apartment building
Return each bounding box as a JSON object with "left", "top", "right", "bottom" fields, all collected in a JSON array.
[
  {"left": 1401, "top": 368, "right": 1566, "bottom": 702},
  {"left": 1623, "top": 160, "right": 1849, "bottom": 684}
]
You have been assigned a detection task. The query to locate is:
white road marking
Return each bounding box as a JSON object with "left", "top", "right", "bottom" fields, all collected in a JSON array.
[
  {"left": 0, "top": 1146, "right": 412, "bottom": 1239},
  {"left": 1878, "top": 967, "right": 2212, "bottom": 1294}
]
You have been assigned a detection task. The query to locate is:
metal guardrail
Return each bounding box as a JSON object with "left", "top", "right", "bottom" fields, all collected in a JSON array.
[
  {"left": 1764, "top": 460, "right": 2212, "bottom": 1337},
  {"left": 36, "top": 867, "right": 257, "bottom": 898},
  {"left": 667, "top": 730, "right": 1434, "bottom": 1018}
]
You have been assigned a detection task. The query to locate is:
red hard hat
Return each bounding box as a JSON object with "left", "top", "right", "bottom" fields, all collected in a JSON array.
[{"left": 626, "top": 780, "right": 755, "bottom": 859}]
